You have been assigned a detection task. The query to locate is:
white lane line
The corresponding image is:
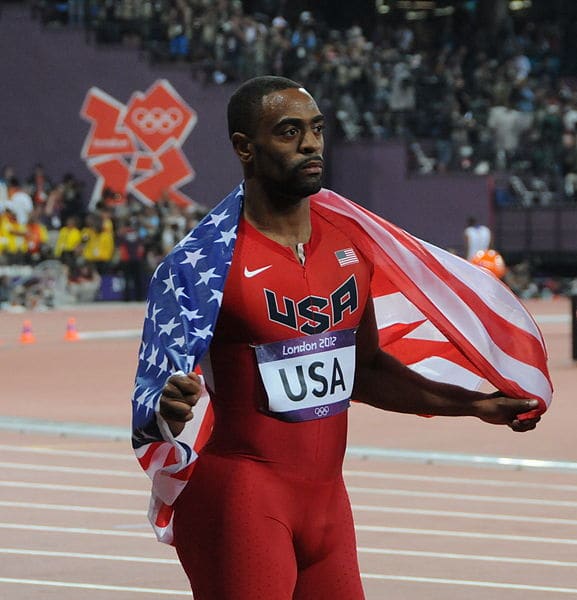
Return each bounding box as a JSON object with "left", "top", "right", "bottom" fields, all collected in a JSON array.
[
  {"left": 4, "top": 442, "right": 577, "bottom": 473},
  {"left": 355, "top": 525, "right": 577, "bottom": 545},
  {"left": 2, "top": 450, "right": 575, "bottom": 492},
  {"left": 358, "top": 547, "right": 577, "bottom": 568},
  {"left": 3, "top": 460, "right": 575, "bottom": 496},
  {"left": 0, "top": 547, "right": 178, "bottom": 563},
  {"left": 0, "top": 523, "right": 153, "bottom": 538},
  {"left": 346, "top": 447, "right": 577, "bottom": 472},
  {"left": 1, "top": 575, "right": 575, "bottom": 595},
  {"left": 2, "top": 452, "right": 575, "bottom": 492},
  {"left": 78, "top": 329, "right": 141, "bottom": 340},
  {"left": 352, "top": 504, "right": 577, "bottom": 526},
  {"left": 0, "top": 501, "right": 143, "bottom": 516},
  {"left": 0, "top": 461, "right": 142, "bottom": 479},
  {"left": 534, "top": 314, "right": 570, "bottom": 324},
  {"left": 0, "top": 417, "right": 128, "bottom": 440},
  {"left": 2, "top": 480, "right": 575, "bottom": 508},
  {"left": 3, "top": 546, "right": 576, "bottom": 570},
  {"left": 0, "top": 480, "right": 148, "bottom": 496},
  {"left": 361, "top": 573, "right": 577, "bottom": 594},
  {"left": 344, "top": 469, "right": 577, "bottom": 492},
  {"left": 2, "top": 522, "right": 576, "bottom": 546},
  {"left": 2, "top": 499, "right": 575, "bottom": 529},
  {"left": 348, "top": 486, "right": 577, "bottom": 507},
  {"left": 0, "top": 444, "right": 135, "bottom": 461},
  {"left": 0, "top": 577, "right": 189, "bottom": 595}
]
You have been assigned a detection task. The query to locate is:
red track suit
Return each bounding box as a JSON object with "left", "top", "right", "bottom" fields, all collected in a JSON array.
[{"left": 173, "top": 207, "right": 372, "bottom": 599}]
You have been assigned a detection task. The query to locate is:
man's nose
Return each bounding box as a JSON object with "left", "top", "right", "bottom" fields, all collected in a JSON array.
[{"left": 300, "top": 128, "right": 323, "bottom": 153}]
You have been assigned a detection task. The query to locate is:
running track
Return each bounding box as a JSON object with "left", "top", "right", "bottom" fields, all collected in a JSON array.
[{"left": 0, "top": 298, "right": 575, "bottom": 599}]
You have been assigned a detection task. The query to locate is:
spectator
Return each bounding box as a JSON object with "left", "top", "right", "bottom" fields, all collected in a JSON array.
[
  {"left": 26, "top": 162, "right": 53, "bottom": 208},
  {"left": 54, "top": 215, "right": 83, "bottom": 275},
  {"left": 116, "top": 216, "right": 147, "bottom": 301},
  {"left": 5, "top": 177, "right": 33, "bottom": 226},
  {"left": 1, "top": 207, "right": 27, "bottom": 265},
  {"left": 58, "top": 173, "right": 86, "bottom": 225},
  {"left": 25, "top": 208, "right": 50, "bottom": 265},
  {"left": 80, "top": 212, "right": 115, "bottom": 275},
  {"left": 487, "top": 96, "right": 530, "bottom": 170},
  {"left": 68, "top": 263, "right": 101, "bottom": 303},
  {"left": 463, "top": 215, "right": 492, "bottom": 261}
]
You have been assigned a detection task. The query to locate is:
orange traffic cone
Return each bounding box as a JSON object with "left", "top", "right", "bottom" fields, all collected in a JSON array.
[
  {"left": 64, "top": 317, "right": 79, "bottom": 342},
  {"left": 20, "top": 320, "right": 36, "bottom": 344}
]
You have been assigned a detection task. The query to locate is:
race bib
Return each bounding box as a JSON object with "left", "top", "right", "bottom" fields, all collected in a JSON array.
[{"left": 254, "top": 328, "right": 356, "bottom": 422}]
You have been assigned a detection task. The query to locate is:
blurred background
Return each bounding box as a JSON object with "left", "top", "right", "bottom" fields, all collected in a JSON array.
[{"left": 1, "top": 0, "right": 577, "bottom": 311}]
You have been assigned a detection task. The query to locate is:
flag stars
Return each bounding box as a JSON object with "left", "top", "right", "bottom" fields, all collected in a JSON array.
[
  {"left": 171, "top": 335, "right": 185, "bottom": 348},
  {"left": 216, "top": 226, "right": 236, "bottom": 247},
  {"left": 180, "top": 248, "right": 206, "bottom": 268},
  {"left": 173, "top": 286, "right": 189, "bottom": 300},
  {"left": 158, "top": 354, "right": 169, "bottom": 373},
  {"left": 193, "top": 324, "right": 213, "bottom": 340},
  {"left": 209, "top": 289, "right": 223, "bottom": 305},
  {"left": 149, "top": 303, "right": 162, "bottom": 327},
  {"left": 146, "top": 345, "right": 159, "bottom": 371},
  {"left": 133, "top": 386, "right": 154, "bottom": 411},
  {"left": 206, "top": 210, "right": 229, "bottom": 228},
  {"left": 181, "top": 307, "right": 202, "bottom": 320},
  {"left": 197, "top": 267, "right": 221, "bottom": 286},
  {"left": 159, "top": 317, "right": 179, "bottom": 336},
  {"left": 162, "top": 271, "right": 177, "bottom": 294}
]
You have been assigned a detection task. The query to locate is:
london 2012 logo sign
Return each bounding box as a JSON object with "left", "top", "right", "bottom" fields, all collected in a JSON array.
[{"left": 80, "top": 79, "right": 197, "bottom": 207}]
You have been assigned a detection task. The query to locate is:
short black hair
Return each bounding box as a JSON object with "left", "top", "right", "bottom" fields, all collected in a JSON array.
[{"left": 227, "top": 76, "right": 302, "bottom": 139}]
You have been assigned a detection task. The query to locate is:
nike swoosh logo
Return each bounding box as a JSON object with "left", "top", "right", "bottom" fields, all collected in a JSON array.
[{"left": 244, "top": 265, "right": 272, "bottom": 278}]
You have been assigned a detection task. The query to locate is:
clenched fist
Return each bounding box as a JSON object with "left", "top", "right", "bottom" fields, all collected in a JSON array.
[{"left": 159, "top": 371, "right": 203, "bottom": 436}]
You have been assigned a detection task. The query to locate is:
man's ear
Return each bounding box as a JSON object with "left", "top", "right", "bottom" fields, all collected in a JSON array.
[{"left": 231, "top": 132, "right": 254, "bottom": 165}]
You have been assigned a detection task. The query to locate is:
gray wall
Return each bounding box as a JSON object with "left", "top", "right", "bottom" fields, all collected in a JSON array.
[{"left": 0, "top": 3, "right": 491, "bottom": 255}]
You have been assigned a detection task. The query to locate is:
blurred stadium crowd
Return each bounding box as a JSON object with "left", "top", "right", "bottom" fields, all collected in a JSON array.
[
  {"left": 0, "top": 164, "right": 207, "bottom": 309},
  {"left": 34, "top": 0, "right": 577, "bottom": 200},
  {"left": 3, "top": 1, "right": 577, "bottom": 309}
]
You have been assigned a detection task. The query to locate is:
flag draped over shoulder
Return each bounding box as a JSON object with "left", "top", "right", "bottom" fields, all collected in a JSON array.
[{"left": 131, "top": 184, "right": 553, "bottom": 545}]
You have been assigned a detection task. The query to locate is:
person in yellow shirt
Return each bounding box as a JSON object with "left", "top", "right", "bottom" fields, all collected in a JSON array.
[
  {"left": 54, "top": 215, "right": 82, "bottom": 274},
  {"left": 2, "top": 208, "right": 27, "bottom": 264},
  {"left": 81, "top": 212, "right": 115, "bottom": 274},
  {"left": 0, "top": 209, "right": 8, "bottom": 264}
]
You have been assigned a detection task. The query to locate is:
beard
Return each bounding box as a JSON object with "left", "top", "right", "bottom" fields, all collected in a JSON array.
[{"left": 259, "top": 158, "right": 324, "bottom": 201}]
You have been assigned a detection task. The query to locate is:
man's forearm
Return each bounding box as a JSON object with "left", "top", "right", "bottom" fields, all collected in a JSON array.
[{"left": 352, "top": 350, "right": 489, "bottom": 418}]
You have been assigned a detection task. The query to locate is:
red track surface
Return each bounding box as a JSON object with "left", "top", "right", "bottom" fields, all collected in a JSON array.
[{"left": 0, "top": 298, "right": 575, "bottom": 599}]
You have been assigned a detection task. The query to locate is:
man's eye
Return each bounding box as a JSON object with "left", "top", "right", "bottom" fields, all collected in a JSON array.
[
  {"left": 314, "top": 124, "right": 325, "bottom": 134},
  {"left": 283, "top": 128, "right": 299, "bottom": 137}
]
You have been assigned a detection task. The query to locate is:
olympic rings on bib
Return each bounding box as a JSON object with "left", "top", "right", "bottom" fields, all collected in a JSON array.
[{"left": 314, "top": 406, "right": 330, "bottom": 418}]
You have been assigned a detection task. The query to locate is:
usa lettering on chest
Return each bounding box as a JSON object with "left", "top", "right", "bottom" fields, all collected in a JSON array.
[{"left": 264, "top": 275, "right": 358, "bottom": 334}]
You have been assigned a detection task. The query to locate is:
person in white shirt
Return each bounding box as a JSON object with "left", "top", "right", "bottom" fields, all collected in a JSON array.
[
  {"left": 464, "top": 215, "right": 492, "bottom": 261},
  {"left": 6, "top": 178, "right": 33, "bottom": 225}
]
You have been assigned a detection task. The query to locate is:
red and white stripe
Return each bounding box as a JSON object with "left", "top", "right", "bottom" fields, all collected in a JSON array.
[
  {"left": 136, "top": 387, "right": 214, "bottom": 544},
  {"left": 316, "top": 189, "right": 552, "bottom": 412}
]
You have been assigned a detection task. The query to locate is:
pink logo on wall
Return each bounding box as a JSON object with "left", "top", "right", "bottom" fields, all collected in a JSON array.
[{"left": 80, "top": 80, "right": 198, "bottom": 207}]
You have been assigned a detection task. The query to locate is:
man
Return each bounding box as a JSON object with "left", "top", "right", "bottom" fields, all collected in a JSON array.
[
  {"left": 463, "top": 215, "right": 492, "bottom": 261},
  {"left": 132, "top": 76, "right": 551, "bottom": 599},
  {"left": 5, "top": 177, "right": 33, "bottom": 226}
]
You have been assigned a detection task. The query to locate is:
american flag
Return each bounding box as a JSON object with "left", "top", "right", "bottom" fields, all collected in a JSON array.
[
  {"left": 131, "top": 184, "right": 553, "bottom": 545},
  {"left": 335, "top": 247, "right": 359, "bottom": 266}
]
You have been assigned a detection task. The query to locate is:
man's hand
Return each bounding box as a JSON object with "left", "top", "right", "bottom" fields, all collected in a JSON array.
[
  {"left": 159, "top": 372, "right": 203, "bottom": 436},
  {"left": 473, "top": 396, "right": 541, "bottom": 432}
]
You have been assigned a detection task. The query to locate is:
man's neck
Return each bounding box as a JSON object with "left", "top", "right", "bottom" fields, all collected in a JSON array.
[{"left": 243, "top": 185, "right": 312, "bottom": 248}]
